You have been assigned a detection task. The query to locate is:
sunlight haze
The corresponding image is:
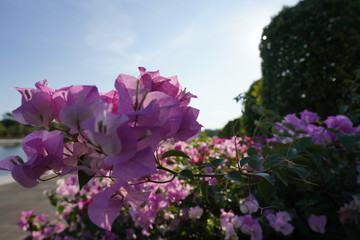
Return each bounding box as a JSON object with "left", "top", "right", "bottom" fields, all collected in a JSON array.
[{"left": 0, "top": 0, "right": 299, "bottom": 129}]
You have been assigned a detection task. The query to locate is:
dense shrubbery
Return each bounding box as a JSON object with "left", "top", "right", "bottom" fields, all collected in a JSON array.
[
  {"left": 235, "top": 79, "right": 263, "bottom": 136},
  {"left": 232, "top": 0, "right": 360, "bottom": 139},
  {"left": 16, "top": 110, "right": 360, "bottom": 240},
  {"left": 260, "top": 0, "right": 360, "bottom": 120},
  {"left": 218, "top": 117, "right": 245, "bottom": 138},
  {"left": 0, "top": 113, "right": 39, "bottom": 137}
]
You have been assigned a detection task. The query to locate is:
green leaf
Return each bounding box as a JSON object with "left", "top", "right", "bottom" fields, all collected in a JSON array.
[
  {"left": 293, "top": 137, "right": 313, "bottom": 149},
  {"left": 274, "top": 169, "right": 288, "bottom": 186},
  {"left": 261, "top": 146, "right": 271, "bottom": 156},
  {"left": 296, "top": 198, "right": 318, "bottom": 208},
  {"left": 78, "top": 170, "right": 93, "bottom": 190},
  {"left": 162, "top": 150, "right": 191, "bottom": 159},
  {"left": 247, "top": 147, "right": 258, "bottom": 156},
  {"left": 225, "top": 170, "right": 245, "bottom": 183},
  {"left": 337, "top": 133, "right": 360, "bottom": 151},
  {"left": 209, "top": 158, "right": 225, "bottom": 168},
  {"left": 250, "top": 172, "right": 274, "bottom": 185},
  {"left": 240, "top": 155, "right": 259, "bottom": 167},
  {"left": 57, "top": 205, "right": 65, "bottom": 214},
  {"left": 249, "top": 157, "right": 264, "bottom": 169},
  {"left": 241, "top": 155, "right": 265, "bottom": 169},
  {"left": 339, "top": 105, "right": 349, "bottom": 114},
  {"left": 286, "top": 148, "right": 298, "bottom": 159},
  {"left": 267, "top": 154, "right": 285, "bottom": 166},
  {"left": 288, "top": 164, "right": 308, "bottom": 179},
  {"left": 200, "top": 181, "right": 209, "bottom": 202},
  {"left": 258, "top": 179, "right": 275, "bottom": 203},
  {"left": 179, "top": 169, "right": 195, "bottom": 182}
]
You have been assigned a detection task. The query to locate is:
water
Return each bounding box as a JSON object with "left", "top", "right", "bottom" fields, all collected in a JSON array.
[{"left": 0, "top": 144, "right": 25, "bottom": 177}]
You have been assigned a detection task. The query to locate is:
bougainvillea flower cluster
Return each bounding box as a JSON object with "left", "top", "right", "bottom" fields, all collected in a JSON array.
[{"left": 0, "top": 67, "right": 201, "bottom": 230}]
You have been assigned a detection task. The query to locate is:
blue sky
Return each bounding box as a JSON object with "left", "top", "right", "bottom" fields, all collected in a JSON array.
[{"left": 0, "top": 0, "right": 299, "bottom": 129}]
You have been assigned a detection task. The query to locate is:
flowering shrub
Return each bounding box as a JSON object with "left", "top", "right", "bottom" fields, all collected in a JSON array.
[
  {"left": 0, "top": 66, "right": 359, "bottom": 239},
  {"left": 0, "top": 67, "right": 202, "bottom": 231},
  {"left": 13, "top": 111, "right": 360, "bottom": 239}
]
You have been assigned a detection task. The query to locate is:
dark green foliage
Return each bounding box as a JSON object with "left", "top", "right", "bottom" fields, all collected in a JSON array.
[
  {"left": 200, "top": 129, "right": 221, "bottom": 137},
  {"left": 238, "top": 79, "right": 264, "bottom": 136},
  {"left": 218, "top": 117, "right": 245, "bottom": 138},
  {"left": 0, "top": 113, "right": 40, "bottom": 137},
  {"left": 260, "top": 0, "right": 360, "bottom": 120}
]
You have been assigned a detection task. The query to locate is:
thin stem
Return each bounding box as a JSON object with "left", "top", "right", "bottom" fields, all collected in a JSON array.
[{"left": 157, "top": 165, "right": 178, "bottom": 175}]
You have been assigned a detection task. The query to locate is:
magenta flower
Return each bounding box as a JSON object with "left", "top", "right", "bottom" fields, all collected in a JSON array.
[
  {"left": 284, "top": 113, "right": 304, "bottom": 131},
  {"left": 57, "top": 85, "right": 100, "bottom": 129},
  {"left": 300, "top": 110, "right": 320, "bottom": 125},
  {"left": 308, "top": 214, "right": 326, "bottom": 234},
  {"left": 100, "top": 90, "right": 119, "bottom": 114},
  {"left": 189, "top": 206, "right": 204, "bottom": 219},
  {"left": 306, "top": 124, "right": 333, "bottom": 145},
  {"left": 88, "top": 180, "right": 150, "bottom": 230},
  {"left": 237, "top": 214, "right": 263, "bottom": 240},
  {"left": 0, "top": 130, "right": 64, "bottom": 188},
  {"left": 115, "top": 67, "right": 201, "bottom": 141},
  {"left": 83, "top": 103, "right": 136, "bottom": 158},
  {"left": 240, "top": 194, "right": 259, "bottom": 214},
  {"left": 173, "top": 107, "right": 202, "bottom": 141},
  {"left": 5, "top": 67, "right": 202, "bottom": 232},
  {"left": 266, "top": 211, "right": 294, "bottom": 235},
  {"left": 324, "top": 115, "right": 359, "bottom": 134},
  {"left": 111, "top": 147, "right": 157, "bottom": 182},
  {"left": 17, "top": 210, "right": 36, "bottom": 231},
  {"left": 13, "top": 86, "right": 55, "bottom": 129}
]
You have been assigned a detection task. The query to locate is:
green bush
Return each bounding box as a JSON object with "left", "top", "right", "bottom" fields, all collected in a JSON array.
[
  {"left": 219, "top": 117, "right": 245, "bottom": 138},
  {"left": 260, "top": 0, "right": 360, "bottom": 120}
]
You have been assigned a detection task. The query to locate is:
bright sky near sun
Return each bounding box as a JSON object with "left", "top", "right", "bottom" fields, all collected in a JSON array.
[{"left": 0, "top": 0, "right": 299, "bottom": 130}]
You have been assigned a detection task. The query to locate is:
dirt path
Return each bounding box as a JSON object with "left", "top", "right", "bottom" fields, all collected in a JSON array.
[{"left": 0, "top": 179, "right": 57, "bottom": 240}]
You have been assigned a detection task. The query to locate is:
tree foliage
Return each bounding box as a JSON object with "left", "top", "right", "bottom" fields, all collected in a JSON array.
[
  {"left": 240, "top": 79, "right": 264, "bottom": 136},
  {"left": 0, "top": 113, "right": 40, "bottom": 137},
  {"left": 218, "top": 117, "right": 245, "bottom": 138},
  {"left": 260, "top": 0, "right": 360, "bottom": 121}
]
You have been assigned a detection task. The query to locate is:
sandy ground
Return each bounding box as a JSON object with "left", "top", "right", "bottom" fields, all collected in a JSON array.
[{"left": 0, "top": 178, "right": 57, "bottom": 240}]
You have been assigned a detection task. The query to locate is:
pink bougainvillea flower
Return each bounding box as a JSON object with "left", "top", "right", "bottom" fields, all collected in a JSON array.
[
  {"left": 83, "top": 102, "right": 137, "bottom": 159},
  {"left": 189, "top": 206, "right": 204, "bottom": 219},
  {"left": 308, "top": 214, "right": 326, "bottom": 234},
  {"left": 173, "top": 107, "right": 202, "bottom": 141},
  {"left": 4, "top": 67, "right": 202, "bottom": 232},
  {"left": 240, "top": 194, "right": 259, "bottom": 214},
  {"left": 115, "top": 73, "right": 141, "bottom": 113},
  {"left": 63, "top": 142, "right": 90, "bottom": 167},
  {"left": 284, "top": 113, "right": 304, "bottom": 131},
  {"left": 300, "top": 110, "right": 320, "bottom": 125},
  {"left": 59, "top": 105, "right": 94, "bottom": 129},
  {"left": 324, "top": 115, "right": 359, "bottom": 134},
  {"left": 237, "top": 214, "right": 263, "bottom": 240},
  {"left": 138, "top": 67, "right": 179, "bottom": 97},
  {"left": 111, "top": 147, "right": 157, "bottom": 182},
  {"left": 138, "top": 67, "right": 197, "bottom": 106},
  {"left": 58, "top": 85, "right": 100, "bottom": 129},
  {"left": 266, "top": 211, "right": 294, "bottom": 235},
  {"left": 306, "top": 124, "right": 333, "bottom": 145},
  {"left": 12, "top": 80, "right": 57, "bottom": 129},
  {"left": 63, "top": 85, "right": 100, "bottom": 106},
  {"left": 0, "top": 156, "right": 22, "bottom": 171},
  {"left": 0, "top": 130, "right": 64, "bottom": 188},
  {"left": 88, "top": 180, "right": 150, "bottom": 230},
  {"left": 13, "top": 91, "right": 55, "bottom": 129},
  {"left": 100, "top": 90, "right": 119, "bottom": 114}
]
